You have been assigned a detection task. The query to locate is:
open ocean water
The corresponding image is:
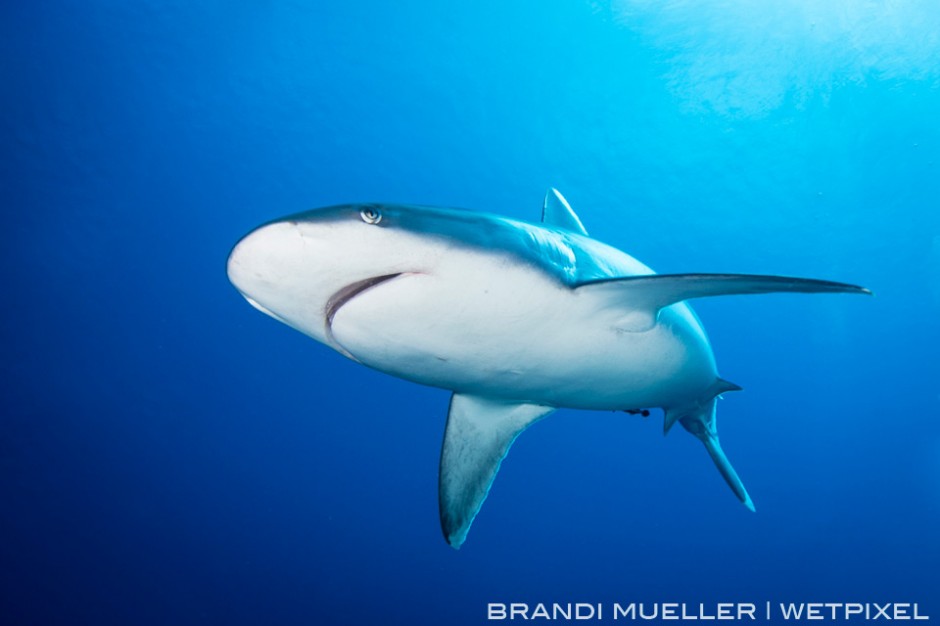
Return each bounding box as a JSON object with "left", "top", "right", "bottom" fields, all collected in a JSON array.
[{"left": 2, "top": 1, "right": 939, "bottom": 624}]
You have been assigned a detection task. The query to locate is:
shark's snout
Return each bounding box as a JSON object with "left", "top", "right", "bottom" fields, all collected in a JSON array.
[
  {"left": 227, "top": 221, "right": 316, "bottom": 330},
  {"left": 227, "top": 230, "right": 259, "bottom": 296},
  {"left": 226, "top": 218, "right": 361, "bottom": 342},
  {"left": 227, "top": 220, "right": 309, "bottom": 309}
]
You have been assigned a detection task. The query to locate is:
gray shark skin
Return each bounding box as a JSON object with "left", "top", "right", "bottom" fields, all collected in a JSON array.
[{"left": 227, "top": 189, "right": 870, "bottom": 548}]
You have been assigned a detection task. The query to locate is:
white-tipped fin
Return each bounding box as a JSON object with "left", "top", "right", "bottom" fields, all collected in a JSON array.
[
  {"left": 541, "top": 188, "right": 588, "bottom": 236},
  {"left": 439, "top": 394, "right": 554, "bottom": 549}
]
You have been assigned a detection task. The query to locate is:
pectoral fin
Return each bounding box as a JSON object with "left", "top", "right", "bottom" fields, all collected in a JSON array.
[
  {"left": 439, "top": 394, "right": 554, "bottom": 549},
  {"left": 575, "top": 273, "right": 871, "bottom": 331}
]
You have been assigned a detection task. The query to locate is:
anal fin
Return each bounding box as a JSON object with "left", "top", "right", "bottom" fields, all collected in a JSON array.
[{"left": 439, "top": 394, "right": 554, "bottom": 549}]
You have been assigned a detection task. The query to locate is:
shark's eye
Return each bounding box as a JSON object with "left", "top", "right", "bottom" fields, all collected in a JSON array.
[{"left": 360, "top": 207, "right": 382, "bottom": 225}]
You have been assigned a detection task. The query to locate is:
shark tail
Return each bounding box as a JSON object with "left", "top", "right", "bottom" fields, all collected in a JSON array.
[
  {"left": 701, "top": 432, "right": 755, "bottom": 512},
  {"left": 665, "top": 378, "right": 754, "bottom": 511}
]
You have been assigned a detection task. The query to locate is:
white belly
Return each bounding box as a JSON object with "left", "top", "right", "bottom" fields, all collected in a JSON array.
[{"left": 328, "top": 253, "right": 717, "bottom": 410}]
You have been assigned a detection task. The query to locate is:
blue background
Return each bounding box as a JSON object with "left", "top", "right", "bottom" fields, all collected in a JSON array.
[{"left": 2, "top": 1, "right": 938, "bottom": 623}]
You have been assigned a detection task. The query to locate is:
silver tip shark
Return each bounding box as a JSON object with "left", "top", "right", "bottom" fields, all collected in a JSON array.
[{"left": 227, "top": 189, "right": 870, "bottom": 549}]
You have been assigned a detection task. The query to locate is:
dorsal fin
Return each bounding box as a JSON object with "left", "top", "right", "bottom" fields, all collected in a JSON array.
[{"left": 541, "top": 188, "right": 588, "bottom": 236}]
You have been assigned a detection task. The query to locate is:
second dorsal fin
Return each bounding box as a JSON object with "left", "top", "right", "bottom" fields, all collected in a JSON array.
[{"left": 541, "top": 188, "right": 588, "bottom": 236}]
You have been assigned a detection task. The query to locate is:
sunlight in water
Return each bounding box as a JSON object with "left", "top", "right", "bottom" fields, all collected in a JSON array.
[{"left": 609, "top": 0, "right": 940, "bottom": 116}]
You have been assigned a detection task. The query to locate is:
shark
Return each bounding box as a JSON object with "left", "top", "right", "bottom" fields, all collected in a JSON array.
[{"left": 227, "top": 189, "right": 870, "bottom": 548}]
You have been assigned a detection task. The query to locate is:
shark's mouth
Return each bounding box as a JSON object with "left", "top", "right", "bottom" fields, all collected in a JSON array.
[{"left": 325, "top": 273, "right": 403, "bottom": 332}]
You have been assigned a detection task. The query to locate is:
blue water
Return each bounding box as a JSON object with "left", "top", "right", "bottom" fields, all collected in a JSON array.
[{"left": 3, "top": 2, "right": 939, "bottom": 624}]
